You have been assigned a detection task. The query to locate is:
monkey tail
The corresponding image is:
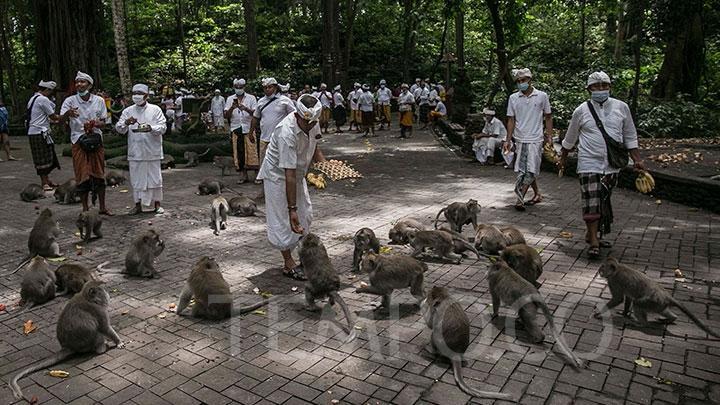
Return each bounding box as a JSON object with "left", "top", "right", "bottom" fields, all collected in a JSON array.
[
  {"left": 451, "top": 359, "right": 515, "bottom": 400},
  {"left": 254, "top": 209, "right": 266, "bottom": 217},
  {"left": 10, "top": 349, "right": 74, "bottom": 401},
  {"left": 527, "top": 294, "right": 584, "bottom": 370},
  {"left": 461, "top": 240, "right": 483, "bottom": 261},
  {"left": 432, "top": 208, "right": 446, "bottom": 229},
  {"left": 223, "top": 186, "right": 242, "bottom": 196},
  {"left": 95, "top": 261, "right": 124, "bottom": 274},
  {"left": 329, "top": 292, "right": 358, "bottom": 343},
  {"left": 670, "top": 298, "right": 720, "bottom": 339},
  {"left": 198, "top": 148, "right": 211, "bottom": 157},
  {"left": 1, "top": 256, "right": 33, "bottom": 277},
  {"left": 231, "top": 297, "right": 273, "bottom": 316}
]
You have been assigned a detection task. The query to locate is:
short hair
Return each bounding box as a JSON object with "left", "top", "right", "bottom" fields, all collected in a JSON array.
[{"left": 298, "top": 94, "right": 318, "bottom": 109}]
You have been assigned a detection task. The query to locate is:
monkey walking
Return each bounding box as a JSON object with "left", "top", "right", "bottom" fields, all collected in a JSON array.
[
  {"left": 9, "top": 281, "right": 124, "bottom": 402},
  {"left": 355, "top": 252, "right": 426, "bottom": 309},
  {"left": 5, "top": 208, "right": 62, "bottom": 276},
  {"left": 421, "top": 286, "right": 516, "bottom": 401},
  {"left": 123, "top": 230, "right": 165, "bottom": 278},
  {"left": 432, "top": 199, "right": 480, "bottom": 233},
  {"left": 76, "top": 209, "right": 103, "bottom": 241},
  {"left": 228, "top": 195, "right": 265, "bottom": 217},
  {"left": 20, "top": 184, "right": 46, "bottom": 202},
  {"left": 352, "top": 228, "right": 380, "bottom": 272},
  {"left": 54, "top": 179, "right": 79, "bottom": 204},
  {"left": 299, "top": 234, "right": 357, "bottom": 343},
  {"left": 408, "top": 230, "right": 470, "bottom": 264},
  {"left": 595, "top": 258, "right": 720, "bottom": 338},
  {"left": 488, "top": 260, "right": 583, "bottom": 369},
  {"left": 184, "top": 148, "right": 210, "bottom": 167},
  {"left": 213, "top": 156, "right": 235, "bottom": 176},
  {"left": 210, "top": 196, "right": 230, "bottom": 236},
  {"left": 501, "top": 244, "right": 543, "bottom": 289},
  {"left": 388, "top": 218, "right": 425, "bottom": 245},
  {"left": 176, "top": 257, "right": 273, "bottom": 319}
]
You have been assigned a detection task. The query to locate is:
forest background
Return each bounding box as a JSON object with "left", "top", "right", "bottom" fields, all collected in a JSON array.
[{"left": 0, "top": 0, "right": 716, "bottom": 137}]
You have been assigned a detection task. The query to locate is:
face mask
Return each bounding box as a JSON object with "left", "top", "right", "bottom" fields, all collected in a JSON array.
[
  {"left": 517, "top": 82, "right": 529, "bottom": 92},
  {"left": 380, "top": 85, "right": 385, "bottom": 89},
  {"left": 132, "top": 95, "right": 146, "bottom": 106},
  {"left": 235, "top": 89, "right": 245, "bottom": 96},
  {"left": 591, "top": 90, "right": 609, "bottom": 103},
  {"left": 77, "top": 89, "right": 89, "bottom": 97}
]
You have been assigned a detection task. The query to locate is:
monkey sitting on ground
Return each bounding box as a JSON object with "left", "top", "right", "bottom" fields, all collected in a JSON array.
[
  {"left": 176, "top": 256, "right": 272, "bottom": 320},
  {"left": 197, "top": 178, "right": 225, "bottom": 195},
  {"left": 20, "top": 184, "right": 46, "bottom": 202},
  {"left": 594, "top": 257, "right": 720, "bottom": 338},
  {"left": 388, "top": 218, "right": 426, "bottom": 245},
  {"left": 475, "top": 224, "right": 507, "bottom": 255},
  {"left": 501, "top": 244, "right": 543, "bottom": 289},
  {"left": 408, "top": 230, "right": 468, "bottom": 264},
  {"left": 184, "top": 148, "right": 210, "bottom": 167},
  {"left": 228, "top": 195, "right": 265, "bottom": 217},
  {"left": 16, "top": 256, "right": 57, "bottom": 314},
  {"left": 5, "top": 208, "right": 63, "bottom": 276},
  {"left": 437, "top": 226, "right": 482, "bottom": 260},
  {"left": 210, "top": 196, "right": 230, "bottom": 236},
  {"left": 421, "top": 286, "right": 515, "bottom": 400},
  {"left": 488, "top": 260, "right": 583, "bottom": 369},
  {"left": 299, "top": 233, "right": 357, "bottom": 342},
  {"left": 352, "top": 228, "right": 380, "bottom": 272},
  {"left": 501, "top": 226, "right": 526, "bottom": 246},
  {"left": 213, "top": 156, "right": 235, "bottom": 176},
  {"left": 55, "top": 263, "right": 95, "bottom": 296},
  {"left": 9, "top": 280, "right": 124, "bottom": 402},
  {"left": 123, "top": 229, "right": 165, "bottom": 278},
  {"left": 105, "top": 170, "right": 127, "bottom": 187},
  {"left": 433, "top": 199, "right": 480, "bottom": 233},
  {"left": 54, "top": 179, "right": 79, "bottom": 204},
  {"left": 356, "top": 252, "right": 426, "bottom": 309},
  {"left": 76, "top": 209, "right": 103, "bottom": 241}
]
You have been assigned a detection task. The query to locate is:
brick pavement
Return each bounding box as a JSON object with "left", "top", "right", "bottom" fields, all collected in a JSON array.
[{"left": 0, "top": 122, "right": 719, "bottom": 404}]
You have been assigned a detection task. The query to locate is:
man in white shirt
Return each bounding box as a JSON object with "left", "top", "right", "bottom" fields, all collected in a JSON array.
[
  {"left": 503, "top": 68, "right": 553, "bottom": 211},
  {"left": 225, "top": 78, "right": 258, "bottom": 183},
  {"left": 60, "top": 71, "right": 111, "bottom": 214},
  {"left": 210, "top": 89, "right": 226, "bottom": 132},
  {"left": 376, "top": 80, "right": 393, "bottom": 130},
  {"left": 257, "top": 95, "right": 326, "bottom": 280},
  {"left": 313, "top": 83, "right": 333, "bottom": 135},
  {"left": 559, "top": 71, "right": 646, "bottom": 259},
  {"left": 348, "top": 83, "right": 361, "bottom": 132},
  {"left": 472, "top": 108, "right": 507, "bottom": 165},
  {"left": 409, "top": 78, "right": 421, "bottom": 94},
  {"left": 414, "top": 81, "right": 430, "bottom": 129},
  {"left": 26, "top": 80, "right": 61, "bottom": 189},
  {"left": 397, "top": 83, "right": 415, "bottom": 139},
  {"left": 332, "top": 85, "right": 346, "bottom": 133},
  {"left": 115, "top": 84, "right": 168, "bottom": 215},
  {"left": 358, "top": 84, "right": 376, "bottom": 137},
  {"left": 429, "top": 99, "right": 447, "bottom": 128}
]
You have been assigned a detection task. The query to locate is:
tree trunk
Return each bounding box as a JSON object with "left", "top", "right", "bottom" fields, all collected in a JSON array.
[
  {"left": 627, "top": 0, "right": 645, "bottom": 118},
  {"left": 342, "top": 0, "right": 357, "bottom": 88},
  {"left": 110, "top": 0, "right": 132, "bottom": 95},
  {"left": 243, "top": 0, "right": 258, "bottom": 78},
  {"left": 485, "top": 0, "right": 514, "bottom": 105},
  {"left": 321, "top": 0, "right": 340, "bottom": 84},
  {"left": 401, "top": 0, "right": 417, "bottom": 82},
  {"left": 650, "top": 0, "right": 704, "bottom": 100},
  {"left": 455, "top": 6, "right": 464, "bottom": 69},
  {"left": 176, "top": 0, "right": 187, "bottom": 81},
  {"left": 0, "top": 5, "right": 19, "bottom": 113},
  {"left": 613, "top": 1, "right": 627, "bottom": 61},
  {"left": 579, "top": 0, "right": 586, "bottom": 65}
]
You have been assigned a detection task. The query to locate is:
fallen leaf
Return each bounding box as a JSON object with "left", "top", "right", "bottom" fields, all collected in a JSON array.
[
  {"left": 655, "top": 199, "right": 662, "bottom": 205},
  {"left": 48, "top": 370, "right": 70, "bottom": 378},
  {"left": 47, "top": 257, "right": 66, "bottom": 263},
  {"left": 331, "top": 400, "right": 340, "bottom": 404},
  {"left": 119, "top": 189, "right": 129, "bottom": 193},
  {"left": 379, "top": 246, "right": 393, "bottom": 254},
  {"left": 359, "top": 281, "right": 368, "bottom": 288},
  {"left": 252, "top": 309, "right": 266, "bottom": 316},
  {"left": 121, "top": 310, "right": 129, "bottom": 315},
  {"left": 354, "top": 325, "right": 363, "bottom": 330},
  {"left": 0, "top": 304, "right": 6, "bottom": 312},
  {"left": 634, "top": 357, "right": 652, "bottom": 368},
  {"left": 654, "top": 377, "right": 674, "bottom": 385},
  {"left": 75, "top": 245, "right": 83, "bottom": 250},
  {"left": 30, "top": 396, "right": 38, "bottom": 404},
  {"left": 559, "top": 231, "right": 573, "bottom": 239},
  {"left": 23, "top": 320, "right": 37, "bottom": 335},
  {"left": 674, "top": 269, "right": 684, "bottom": 278}
]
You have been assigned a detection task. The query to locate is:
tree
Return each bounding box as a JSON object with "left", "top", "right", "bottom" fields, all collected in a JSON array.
[
  {"left": 341, "top": 0, "right": 358, "bottom": 88},
  {"left": 110, "top": 0, "right": 132, "bottom": 95},
  {"left": 400, "top": 0, "right": 418, "bottom": 82},
  {"left": 0, "top": 2, "right": 19, "bottom": 112},
  {"left": 244, "top": 0, "right": 258, "bottom": 79},
  {"left": 321, "top": 0, "right": 340, "bottom": 84},
  {"left": 455, "top": 4, "right": 464, "bottom": 69}
]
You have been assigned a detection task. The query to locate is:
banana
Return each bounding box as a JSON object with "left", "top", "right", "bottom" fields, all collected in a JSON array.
[{"left": 644, "top": 172, "right": 655, "bottom": 189}]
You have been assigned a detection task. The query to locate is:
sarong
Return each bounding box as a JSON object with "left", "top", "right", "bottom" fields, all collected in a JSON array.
[
  {"left": 580, "top": 173, "right": 618, "bottom": 236},
  {"left": 129, "top": 160, "right": 163, "bottom": 206},
  {"left": 380, "top": 105, "right": 391, "bottom": 124},
  {"left": 28, "top": 133, "right": 60, "bottom": 176},
  {"left": 513, "top": 141, "right": 542, "bottom": 202},
  {"left": 213, "top": 115, "right": 226, "bottom": 128},
  {"left": 399, "top": 111, "right": 413, "bottom": 127},
  {"left": 71, "top": 143, "right": 106, "bottom": 193},
  {"left": 472, "top": 138, "right": 502, "bottom": 163},
  {"left": 263, "top": 176, "right": 312, "bottom": 251},
  {"left": 333, "top": 105, "right": 347, "bottom": 126},
  {"left": 419, "top": 104, "right": 430, "bottom": 123},
  {"left": 320, "top": 107, "right": 332, "bottom": 126},
  {"left": 231, "top": 129, "right": 244, "bottom": 170},
  {"left": 259, "top": 141, "right": 269, "bottom": 166},
  {"left": 362, "top": 111, "right": 374, "bottom": 128}
]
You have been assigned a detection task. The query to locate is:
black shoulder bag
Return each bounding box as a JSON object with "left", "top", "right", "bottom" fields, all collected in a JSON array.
[
  {"left": 75, "top": 96, "right": 103, "bottom": 152},
  {"left": 25, "top": 95, "right": 40, "bottom": 131},
  {"left": 586, "top": 101, "right": 628, "bottom": 169}
]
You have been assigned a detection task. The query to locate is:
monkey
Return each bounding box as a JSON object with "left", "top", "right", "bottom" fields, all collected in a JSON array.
[
  {"left": 352, "top": 228, "right": 380, "bottom": 272},
  {"left": 14, "top": 256, "right": 57, "bottom": 315},
  {"left": 123, "top": 229, "right": 165, "bottom": 278},
  {"left": 20, "top": 184, "right": 46, "bottom": 202},
  {"left": 197, "top": 178, "right": 225, "bottom": 195},
  {"left": 210, "top": 196, "right": 230, "bottom": 236},
  {"left": 407, "top": 230, "right": 464, "bottom": 264},
  {"left": 298, "top": 233, "right": 357, "bottom": 343},
  {"left": 76, "top": 209, "right": 103, "bottom": 241},
  {"left": 228, "top": 195, "right": 265, "bottom": 217},
  {"left": 433, "top": 199, "right": 480, "bottom": 233},
  {"left": 213, "top": 155, "right": 235, "bottom": 176},
  {"left": 475, "top": 224, "right": 507, "bottom": 255},
  {"left": 355, "top": 252, "right": 426, "bottom": 309},
  {"left": 5, "top": 208, "right": 63, "bottom": 276},
  {"left": 388, "top": 218, "right": 426, "bottom": 245},
  {"left": 501, "top": 244, "right": 543, "bottom": 289},
  {"left": 488, "top": 260, "right": 583, "bottom": 369},
  {"left": 501, "top": 226, "right": 526, "bottom": 246},
  {"left": 176, "top": 256, "right": 273, "bottom": 320},
  {"left": 54, "top": 179, "right": 79, "bottom": 204},
  {"left": 437, "top": 226, "right": 482, "bottom": 260},
  {"left": 421, "top": 286, "right": 515, "bottom": 401},
  {"left": 55, "top": 263, "right": 95, "bottom": 296},
  {"left": 105, "top": 170, "right": 127, "bottom": 187},
  {"left": 184, "top": 148, "right": 210, "bottom": 167},
  {"left": 9, "top": 280, "right": 124, "bottom": 402},
  {"left": 594, "top": 257, "right": 720, "bottom": 338}
]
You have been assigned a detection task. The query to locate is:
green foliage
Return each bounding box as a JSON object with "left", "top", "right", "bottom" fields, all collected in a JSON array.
[{"left": 637, "top": 96, "right": 720, "bottom": 139}]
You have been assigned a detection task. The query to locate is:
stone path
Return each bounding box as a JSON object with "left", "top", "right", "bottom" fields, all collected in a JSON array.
[{"left": 0, "top": 121, "right": 719, "bottom": 404}]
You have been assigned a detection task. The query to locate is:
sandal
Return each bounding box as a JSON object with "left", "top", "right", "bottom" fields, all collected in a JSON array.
[
  {"left": 514, "top": 202, "right": 526, "bottom": 212},
  {"left": 588, "top": 246, "right": 601, "bottom": 259},
  {"left": 283, "top": 265, "right": 307, "bottom": 281},
  {"left": 99, "top": 210, "right": 114, "bottom": 217},
  {"left": 43, "top": 185, "right": 54, "bottom": 192},
  {"left": 128, "top": 207, "right": 142, "bottom": 216},
  {"left": 237, "top": 179, "right": 248, "bottom": 184},
  {"left": 585, "top": 239, "right": 612, "bottom": 248},
  {"left": 254, "top": 179, "right": 263, "bottom": 185},
  {"left": 154, "top": 207, "right": 165, "bottom": 215}
]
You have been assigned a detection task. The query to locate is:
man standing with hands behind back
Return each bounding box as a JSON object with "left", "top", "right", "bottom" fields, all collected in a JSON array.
[{"left": 225, "top": 78, "right": 258, "bottom": 184}]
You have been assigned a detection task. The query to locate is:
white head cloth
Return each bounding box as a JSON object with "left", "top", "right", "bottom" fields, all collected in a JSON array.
[
  {"left": 214, "top": 89, "right": 221, "bottom": 94},
  {"left": 362, "top": 84, "right": 370, "bottom": 91},
  {"left": 587, "top": 71, "right": 611, "bottom": 88},
  {"left": 482, "top": 108, "right": 496, "bottom": 116},
  {"left": 380, "top": 79, "right": 386, "bottom": 85},
  {"left": 354, "top": 82, "right": 360, "bottom": 88},
  {"left": 511, "top": 68, "right": 532, "bottom": 81},
  {"left": 415, "top": 78, "right": 421, "bottom": 82},
  {"left": 333, "top": 85, "right": 341, "bottom": 91},
  {"left": 320, "top": 83, "right": 327, "bottom": 89},
  {"left": 279, "top": 83, "right": 290, "bottom": 92},
  {"left": 262, "top": 77, "right": 278, "bottom": 86},
  {"left": 296, "top": 95, "right": 322, "bottom": 122},
  {"left": 38, "top": 80, "right": 57, "bottom": 90},
  {"left": 75, "top": 71, "right": 94, "bottom": 85},
  {"left": 233, "top": 78, "right": 246, "bottom": 87},
  {"left": 132, "top": 84, "right": 149, "bottom": 94},
  {"left": 401, "top": 83, "right": 409, "bottom": 89}
]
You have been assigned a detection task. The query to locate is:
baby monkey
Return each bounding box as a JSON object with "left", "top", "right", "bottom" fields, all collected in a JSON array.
[
  {"left": 77, "top": 209, "right": 103, "bottom": 241},
  {"left": 352, "top": 227, "right": 380, "bottom": 272}
]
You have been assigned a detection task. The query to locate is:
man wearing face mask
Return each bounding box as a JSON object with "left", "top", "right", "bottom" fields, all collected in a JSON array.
[
  {"left": 257, "top": 94, "right": 326, "bottom": 281},
  {"left": 559, "top": 71, "right": 645, "bottom": 259},
  {"left": 115, "top": 84, "right": 167, "bottom": 215},
  {"left": 210, "top": 89, "right": 226, "bottom": 132},
  {"left": 348, "top": 83, "right": 361, "bottom": 132},
  {"left": 26, "top": 80, "right": 60, "bottom": 190},
  {"left": 60, "top": 71, "right": 111, "bottom": 214},
  {"left": 376, "top": 80, "right": 393, "bottom": 130},
  {"left": 225, "top": 78, "right": 258, "bottom": 184},
  {"left": 503, "top": 68, "right": 553, "bottom": 211}
]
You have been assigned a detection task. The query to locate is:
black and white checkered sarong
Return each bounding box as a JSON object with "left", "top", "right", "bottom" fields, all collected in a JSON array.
[{"left": 579, "top": 173, "right": 617, "bottom": 235}]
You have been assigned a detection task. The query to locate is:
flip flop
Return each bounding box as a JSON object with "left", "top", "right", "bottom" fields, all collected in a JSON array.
[
  {"left": 254, "top": 180, "right": 263, "bottom": 185},
  {"left": 514, "top": 202, "right": 526, "bottom": 211},
  {"left": 283, "top": 265, "right": 306, "bottom": 281},
  {"left": 585, "top": 239, "right": 612, "bottom": 248},
  {"left": 237, "top": 179, "right": 248, "bottom": 184},
  {"left": 588, "top": 246, "right": 601, "bottom": 259},
  {"left": 99, "top": 210, "right": 114, "bottom": 217},
  {"left": 43, "top": 185, "right": 54, "bottom": 192},
  {"left": 154, "top": 207, "right": 165, "bottom": 215}
]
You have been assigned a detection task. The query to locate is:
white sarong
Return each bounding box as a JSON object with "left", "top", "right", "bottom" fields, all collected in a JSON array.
[
  {"left": 263, "top": 176, "right": 313, "bottom": 251},
  {"left": 213, "top": 114, "right": 226, "bottom": 128},
  {"left": 472, "top": 137, "right": 503, "bottom": 163},
  {"left": 514, "top": 141, "right": 542, "bottom": 176},
  {"left": 129, "top": 160, "right": 163, "bottom": 206}
]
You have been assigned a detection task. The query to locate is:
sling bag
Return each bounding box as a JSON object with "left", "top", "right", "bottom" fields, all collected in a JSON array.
[{"left": 586, "top": 101, "right": 628, "bottom": 169}]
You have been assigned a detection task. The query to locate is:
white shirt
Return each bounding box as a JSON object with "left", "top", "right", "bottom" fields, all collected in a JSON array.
[
  {"left": 253, "top": 94, "right": 296, "bottom": 142},
  {"left": 414, "top": 87, "right": 429, "bottom": 105},
  {"left": 225, "top": 93, "right": 257, "bottom": 132},
  {"left": 358, "top": 91, "right": 374, "bottom": 112},
  {"left": 60, "top": 94, "right": 108, "bottom": 144},
  {"left": 210, "top": 95, "right": 225, "bottom": 115},
  {"left": 376, "top": 87, "right": 392, "bottom": 105},
  {"left": 257, "top": 113, "right": 319, "bottom": 183},
  {"left": 313, "top": 91, "right": 333, "bottom": 108},
  {"left": 428, "top": 89, "right": 439, "bottom": 106},
  {"left": 506, "top": 88, "right": 551, "bottom": 143},
  {"left": 398, "top": 91, "right": 414, "bottom": 111},
  {"left": 27, "top": 93, "right": 56, "bottom": 135},
  {"left": 434, "top": 101, "right": 447, "bottom": 116},
  {"left": 348, "top": 90, "right": 360, "bottom": 110},
  {"left": 333, "top": 92, "right": 345, "bottom": 106},
  {"left": 482, "top": 117, "right": 507, "bottom": 138},
  {"left": 562, "top": 98, "right": 638, "bottom": 174},
  {"left": 410, "top": 83, "right": 420, "bottom": 94},
  {"left": 115, "top": 102, "right": 167, "bottom": 161},
  {"left": 174, "top": 96, "right": 184, "bottom": 113}
]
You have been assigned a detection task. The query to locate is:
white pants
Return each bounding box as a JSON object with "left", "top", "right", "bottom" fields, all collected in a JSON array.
[
  {"left": 213, "top": 114, "right": 226, "bottom": 128},
  {"left": 129, "top": 160, "right": 163, "bottom": 206},
  {"left": 263, "top": 176, "right": 313, "bottom": 251},
  {"left": 473, "top": 138, "right": 502, "bottom": 163}
]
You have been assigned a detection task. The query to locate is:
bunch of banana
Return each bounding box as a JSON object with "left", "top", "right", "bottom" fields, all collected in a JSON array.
[
  {"left": 635, "top": 170, "right": 655, "bottom": 193},
  {"left": 306, "top": 172, "right": 327, "bottom": 189},
  {"left": 543, "top": 143, "right": 559, "bottom": 164}
]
